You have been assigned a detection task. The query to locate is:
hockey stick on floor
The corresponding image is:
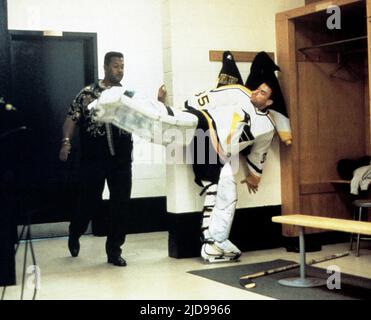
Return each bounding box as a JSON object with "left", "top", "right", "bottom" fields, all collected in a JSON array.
[{"left": 239, "top": 251, "right": 349, "bottom": 289}]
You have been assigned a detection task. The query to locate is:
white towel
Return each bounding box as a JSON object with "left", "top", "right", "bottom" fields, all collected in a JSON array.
[{"left": 350, "top": 163, "right": 371, "bottom": 195}]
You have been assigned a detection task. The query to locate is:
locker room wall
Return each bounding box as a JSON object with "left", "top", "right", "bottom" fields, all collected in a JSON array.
[
  {"left": 162, "top": 0, "right": 305, "bottom": 213},
  {"left": 7, "top": 0, "right": 304, "bottom": 207},
  {"left": 7, "top": 0, "right": 307, "bottom": 255}
]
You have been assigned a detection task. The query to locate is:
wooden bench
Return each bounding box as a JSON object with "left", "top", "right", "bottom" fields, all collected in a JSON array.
[{"left": 272, "top": 214, "right": 371, "bottom": 288}]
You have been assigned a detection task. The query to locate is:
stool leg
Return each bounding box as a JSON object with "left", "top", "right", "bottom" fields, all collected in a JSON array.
[
  {"left": 356, "top": 206, "right": 362, "bottom": 257},
  {"left": 350, "top": 209, "right": 356, "bottom": 251},
  {"left": 299, "top": 227, "right": 306, "bottom": 280},
  {"left": 277, "top": 226, "right": 326, "bottom": 287}
]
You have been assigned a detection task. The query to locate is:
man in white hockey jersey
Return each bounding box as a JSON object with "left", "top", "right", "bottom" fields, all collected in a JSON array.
[
  {"left": 182, "top": 81, "right": 276, "bottom": 263},
  {"left": 90, "top": 52, "right": 288, "bottom": 263}
]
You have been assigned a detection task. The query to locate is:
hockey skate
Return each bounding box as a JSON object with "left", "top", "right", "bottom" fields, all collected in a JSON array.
[{"left": 201, "top": 239, "right": 241, "bottom": 263}]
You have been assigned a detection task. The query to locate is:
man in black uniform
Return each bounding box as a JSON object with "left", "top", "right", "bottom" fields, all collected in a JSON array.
[{"left": 59, "top": 52, "right": 133, "bottom": 267}]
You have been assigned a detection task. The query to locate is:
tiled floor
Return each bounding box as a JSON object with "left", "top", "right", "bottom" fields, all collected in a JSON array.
[{"left": 2, "top": 232, "right": 371, "bottom": 300}]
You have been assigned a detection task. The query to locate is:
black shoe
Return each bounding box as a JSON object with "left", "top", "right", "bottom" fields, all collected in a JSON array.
[
  {"left": 68, "top": 236, "right": 80, "bottom": 257},
  {"left": 107, "top": 255, "right": 127, "bottom": 267}
]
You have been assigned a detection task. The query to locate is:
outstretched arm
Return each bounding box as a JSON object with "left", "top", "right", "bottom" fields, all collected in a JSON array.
[{"left": 59, "top": 116, "right": 76, "bottom": 162}]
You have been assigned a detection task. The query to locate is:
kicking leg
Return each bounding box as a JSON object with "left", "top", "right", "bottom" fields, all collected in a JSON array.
[{"left": 91, "top": 87, "right": 198, "bottom": 146}]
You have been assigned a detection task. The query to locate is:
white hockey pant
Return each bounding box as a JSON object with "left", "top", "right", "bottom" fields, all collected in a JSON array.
[{"left": 201, "top": 163, "right": 240, "bottom": 257}]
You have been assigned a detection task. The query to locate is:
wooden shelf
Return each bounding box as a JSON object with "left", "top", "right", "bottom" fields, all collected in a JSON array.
[
  {"left": 297, "top": 36, "right": 368, "bottom": 62},
  {"left": 300, "top": 182, "right": 335, "bottom": 195},
  {"left": 328, "top": 180, "right": 351, "bottom": 184},
  {"left": 298, "top": 36, "right": 367, "bottom": 53},
  {"left": 299, "top": 181, "right": 353, "bottom": 194},
  {"left": 209, "top": 50, "right": 274, "bottom": 63}
]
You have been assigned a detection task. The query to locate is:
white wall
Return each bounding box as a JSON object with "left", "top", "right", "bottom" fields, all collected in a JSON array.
[
  {"left": 163, "top": 0, "right": 304, "bottom": 212},
  {"left": 7, "top": 0, "right": 305, "bottom": 206}
]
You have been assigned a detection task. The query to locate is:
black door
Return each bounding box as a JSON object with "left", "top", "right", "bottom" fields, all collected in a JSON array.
[
  {"left": 0, "top": 0, "right": 16, "bottom": 287},
  {"left": 9, "top": 31, "right": 97, "bottom": 224}
]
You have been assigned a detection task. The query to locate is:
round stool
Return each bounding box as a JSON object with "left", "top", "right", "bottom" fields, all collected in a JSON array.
[{"left": 350, "top": 199, "right": 371, "bottom": 257}]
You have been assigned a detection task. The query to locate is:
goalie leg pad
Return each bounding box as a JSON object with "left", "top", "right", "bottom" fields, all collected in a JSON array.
[
  {"left": 200, "top": 182, "right": 217, "bottom": 243},
  {"left": 92, "top": 87, "right": 198, "bottom": 146},
  {"left": 208, "top": 163, "right": 238, "bottom": 243}
]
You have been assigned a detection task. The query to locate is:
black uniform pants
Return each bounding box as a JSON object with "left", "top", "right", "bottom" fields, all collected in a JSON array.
[{"left": 69, "top": 158, "right": 132, "bottom": 258}]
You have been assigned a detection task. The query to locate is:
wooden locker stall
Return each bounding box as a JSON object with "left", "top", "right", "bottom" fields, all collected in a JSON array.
[{"left": 276, "top": 0, "right": 371, "bottom": 236}]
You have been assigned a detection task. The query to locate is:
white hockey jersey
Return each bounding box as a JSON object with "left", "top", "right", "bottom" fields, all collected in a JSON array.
[{"left": 185, "top": 84, "right": 275, "bottom": 180}]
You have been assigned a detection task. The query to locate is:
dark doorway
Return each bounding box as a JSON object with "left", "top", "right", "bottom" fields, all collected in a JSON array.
[
  {"left": 9, "top": 31, "right": 97, "bottom": 224},
  {"left": 0, "top": 0, "right": 16, "bottom": 287}
]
